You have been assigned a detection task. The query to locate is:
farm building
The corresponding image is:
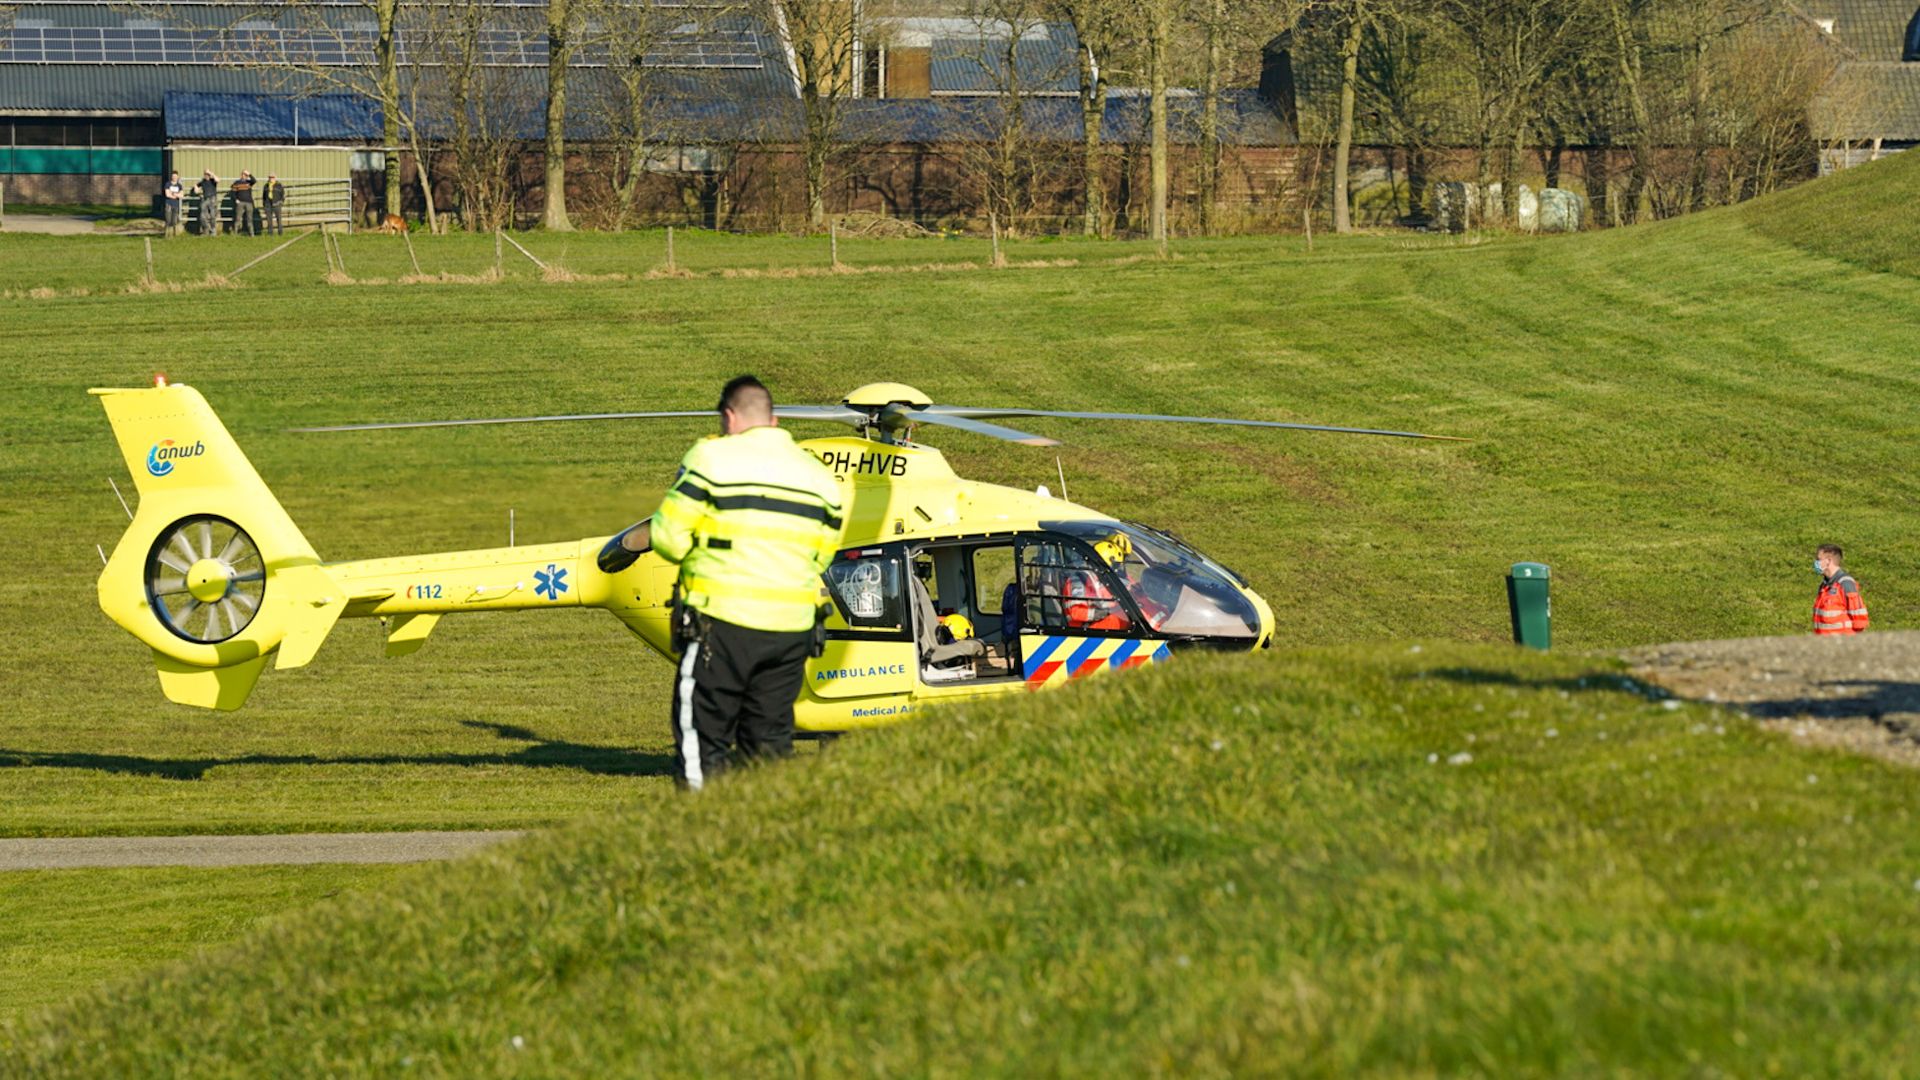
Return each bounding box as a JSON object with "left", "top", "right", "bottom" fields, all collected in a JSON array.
[
  {"left": 0, "top": 2, "right": 1296, "bottom": 231},
  {"left": 1801, "top": 0, "right": 1920, "bottom": 167}
]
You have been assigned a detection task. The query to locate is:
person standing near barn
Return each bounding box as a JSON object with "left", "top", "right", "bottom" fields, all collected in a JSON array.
[
  {"left": 261, "top": 174, "right": 286, "bottom": 236},
  {"left": 230, "top": 170, "right": 258, "bottom": 236},
  {"left": 600, "top": 376, "right": 843, "bottom": 791},
  {"left": 162, "top": 172, "right": 184, "bottom": 237},
  {"left": 1812, "top": 544, "right": 1870, "bottom": 635},
  {"left": 197, "top": 171, "right": 219, "bottom": 235}
]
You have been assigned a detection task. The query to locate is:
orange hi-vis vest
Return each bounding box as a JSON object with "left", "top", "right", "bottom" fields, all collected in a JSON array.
[
  {"left": 1063, "top": 570, "right": 1130, "bottom": 632},
  {"left": 1813, "top": 574, "right": 1869, "bottom": 635}
]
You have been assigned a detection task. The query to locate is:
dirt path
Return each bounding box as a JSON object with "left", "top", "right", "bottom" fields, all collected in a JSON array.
[
  {"left": 0, "top": 830, "right": 523, "bottom": 871},
  {"left": 1625, "top": 631, "right": 1920, "bottom": 768}
]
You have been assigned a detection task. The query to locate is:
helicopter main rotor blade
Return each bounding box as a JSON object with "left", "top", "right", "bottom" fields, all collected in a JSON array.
[
  {"left": 906, "top": 410, "right": 1061, "bottom": 447},
  {"left": 289, "top": 406, "right": 866, "bottom": 434},
  {"left": 923, "top": 407, "right": 1469, "bottom": 442}
]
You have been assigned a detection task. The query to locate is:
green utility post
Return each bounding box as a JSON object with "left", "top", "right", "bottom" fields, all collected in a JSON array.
[{"left": 1506, "top": 562, "right": 1551, "bottom": 650}]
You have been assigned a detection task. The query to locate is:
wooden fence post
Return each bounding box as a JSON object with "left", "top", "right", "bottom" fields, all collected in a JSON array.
[
  {"left": 666, "top": 226, "right": 675, "bottom": 273},
  {"left": 143, "top": 237, "right": 155, "bottom": 284}
]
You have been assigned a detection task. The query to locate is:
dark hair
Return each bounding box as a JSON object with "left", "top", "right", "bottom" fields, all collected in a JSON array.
[
  {"left": 1818, "top": 544, "right": 1844, "bottom": 562},
  {"left": 718, "top": 374, "right": 773, "bottom": 417}
]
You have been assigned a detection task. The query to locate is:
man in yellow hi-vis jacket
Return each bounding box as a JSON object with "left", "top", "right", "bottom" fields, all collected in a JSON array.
[{"left": 611, "top": 376, "right": 843, "bottom": 790}]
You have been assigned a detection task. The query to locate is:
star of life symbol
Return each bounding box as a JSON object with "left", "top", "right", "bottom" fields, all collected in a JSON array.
[{"left": 534, "top": 564, "right": 568, "bottom": 600}]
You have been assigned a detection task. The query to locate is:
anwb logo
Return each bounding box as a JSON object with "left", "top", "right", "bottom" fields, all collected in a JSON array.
[{"left": 147, "top": 439, "right": 206, "bottom": 477}]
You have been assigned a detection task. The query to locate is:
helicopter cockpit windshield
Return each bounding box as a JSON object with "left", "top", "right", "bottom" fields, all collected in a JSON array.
[{"left": 1043, "top": 520, "right": 1260, "bottom": 640}]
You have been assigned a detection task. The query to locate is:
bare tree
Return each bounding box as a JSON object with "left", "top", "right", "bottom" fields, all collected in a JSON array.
[
  {"left": 411, "top": 0, "right": 543, "bottom": 232},
  {"left": 1117, "top": 0, "right": 1191, "bottom": 242},
  {"left": 767, "top": 0, "right": 865, "bottom": 228},
  {"left": 576, "top": 0, "right": 684, "bottom": 229},
  {"left": 1193, "top": 0, "right": 1310, "bottom": 233},
  {"left": 1432, "top": 0, "right": 1588, "bottom": 224},
  {"left": 1330, "top": 0, "right": 1364, "bottom": 231},
  {"left": 374, "top": 0, "right": 401, "bottom": 217},
  {"left": 1054, "top": 0, "right": 1125, "bottom": 235},
  {"left": 946, "top": 4, "right": 1074, "bottom": 233},
  {"left": 1356, "top": 0, "right": 1448, "bottom": 222},
  {"left": 1712, "top": 21, "right": 1838, "bottom": 200},
  {"left": 541, "top": 0, "right": 586, "bottom": 229}
]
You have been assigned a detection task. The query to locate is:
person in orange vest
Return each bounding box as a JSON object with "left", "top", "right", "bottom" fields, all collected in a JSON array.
[
  {"left": 1812, "top": 544, "right": 1869, "bottom": 635},
  {"left": 1063, "top": 541, "right": 1134, "bottom": 633}
]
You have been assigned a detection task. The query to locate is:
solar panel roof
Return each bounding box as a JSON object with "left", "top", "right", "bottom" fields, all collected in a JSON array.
[{"left": 0, "top": 24, "right": 765, "bottom": 68}]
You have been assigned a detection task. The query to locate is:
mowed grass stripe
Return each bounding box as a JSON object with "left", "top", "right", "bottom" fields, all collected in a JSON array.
[{"left": 0, "top": 863, "right": 404, "bottom": 1023}]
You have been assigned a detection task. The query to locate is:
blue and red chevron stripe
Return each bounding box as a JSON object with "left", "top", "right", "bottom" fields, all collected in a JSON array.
[{"left": 1021, "top": 635, "right": 1172, "bottom": 689}]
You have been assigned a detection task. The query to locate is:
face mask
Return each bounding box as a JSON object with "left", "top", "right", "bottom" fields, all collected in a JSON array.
[{"left": 1813, "top": 560, "right": 1825, "bottom": 575}]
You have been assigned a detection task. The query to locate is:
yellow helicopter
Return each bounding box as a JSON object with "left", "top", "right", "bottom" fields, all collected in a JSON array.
[{"left": 92, "top": 380, "right": 1459, "bottom": 729}]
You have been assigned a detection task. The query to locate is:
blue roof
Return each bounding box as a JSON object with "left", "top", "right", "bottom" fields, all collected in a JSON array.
[
  {"left": 161, "top": 88, "right": 1290, "bottom": 146},
  {"left": 164, "top": 92, "right": 379, "bottom": 141},
  {"left": 162, "top": 84, "right": 802, "bottom": 143}
]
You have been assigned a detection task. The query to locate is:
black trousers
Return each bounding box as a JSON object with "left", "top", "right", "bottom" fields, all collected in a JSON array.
[{"left": 670, "top": 615, "right": 809, "bottom": 790}]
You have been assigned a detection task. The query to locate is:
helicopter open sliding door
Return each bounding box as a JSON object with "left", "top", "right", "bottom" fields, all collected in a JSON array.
[
  {"left": 905, "top": 539, "right": 1022, "bottom": 693},
  {"left": 1014, "top": 534, "right": 1170, "bottom": 691},
  {"left": 801, "top": 544, "right": 917, "bottom": 729}
]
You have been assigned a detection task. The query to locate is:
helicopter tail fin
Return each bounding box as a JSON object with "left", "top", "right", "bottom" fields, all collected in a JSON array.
[{"left": 92, "top": 382, "right": 345, "bottom": 710}]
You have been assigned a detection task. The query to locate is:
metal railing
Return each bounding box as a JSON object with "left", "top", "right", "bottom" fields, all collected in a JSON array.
[{"left": 189, "top": 177, "right": 352, "bottom": 234}]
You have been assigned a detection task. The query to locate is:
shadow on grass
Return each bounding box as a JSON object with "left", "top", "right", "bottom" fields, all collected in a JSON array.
[
  {"left": 1422, "top": 668, "right": 1920, "bottom": 744},
  {"left": 1413, "top": 667, "right": 1656, "bottom": 697},
  {"left": 0, "top": 719, "right": 674, "bottom": 780}
]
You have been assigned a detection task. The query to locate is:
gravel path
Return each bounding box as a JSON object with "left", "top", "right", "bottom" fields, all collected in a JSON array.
[
  {"left": 1625, "top": 631, "right": 1920, "bottom": 767},
  {"left": 0, "top": 830, "right": 524, "bottom": 871},
  {"left": 0, "top": 215, "right": 103, "bottom": 236}
]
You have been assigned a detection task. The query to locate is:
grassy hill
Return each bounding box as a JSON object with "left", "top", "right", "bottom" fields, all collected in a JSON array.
[
  {"left": 1748, "top": 150, "right": 1920, "bottom": 276},
  {"left": 5, "top": 643, "right": 1919, "bottom": 1076}
]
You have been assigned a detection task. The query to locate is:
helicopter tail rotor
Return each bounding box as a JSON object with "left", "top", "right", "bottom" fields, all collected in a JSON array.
[{"left": 93, "top": 383, "right": 345, "bottom": 710}]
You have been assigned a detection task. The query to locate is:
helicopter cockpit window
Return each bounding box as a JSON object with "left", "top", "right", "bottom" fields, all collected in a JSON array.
[
  {"left": 824, "top": 549, "right": 905, "bottom": 635},
  {"left": 1020, "top": 538, "right": 1134, "bottom": 635},
  {"left": 1043, "top": 521, "right": 1261, "bottom": 639}
]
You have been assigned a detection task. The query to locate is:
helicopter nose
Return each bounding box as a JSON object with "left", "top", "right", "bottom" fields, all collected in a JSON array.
[{"left": 1247, "top": 589, "right": 1276, "bottom": 650}]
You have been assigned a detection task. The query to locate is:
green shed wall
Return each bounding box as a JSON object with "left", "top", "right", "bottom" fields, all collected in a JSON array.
[
  {"left": 0, "top": 146, "right": 163, "bottom": 175},
  {"left": 166, "top": 146, "right": 353, "bottom": 185}
]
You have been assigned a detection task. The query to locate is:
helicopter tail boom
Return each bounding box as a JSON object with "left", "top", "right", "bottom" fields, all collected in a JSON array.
[{"left": 92, "top": 382, "right": 343, "bottom": 710}]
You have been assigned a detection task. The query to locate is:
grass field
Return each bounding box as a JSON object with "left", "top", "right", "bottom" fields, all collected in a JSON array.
[
  {"left": 5, "top": 644, "right": 1920, "bottom": 1075},
  {"left": 3, "top": 150, "right": 1919, "bottom": 1055},
  {"left": 0, "top": 863, "right": 402, "bottom": 1018}
]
